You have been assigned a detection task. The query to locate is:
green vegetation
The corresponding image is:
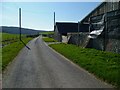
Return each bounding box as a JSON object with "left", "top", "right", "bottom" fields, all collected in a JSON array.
[
  {"left": 2, "top": 33, "right": 26, "bottom": 45},
  {"left": 1, "top": 33, "right": 34, "bottom": 71},
  {"left": 2, "top": 33, "right": 18, "bottom": 41},
  {"left": 2, "top": 33, "right": 25, "bottom": 41},
  {"left": 40, "top": 31, "right": 54, "bottom": 35},
  {"left": 43, "top": 37, "right": 57, "bottom": 42},
  {"left": 41, "top": 31, "right": 54, "bottom": 37},
  {"left": 49, "top": 43, "right": 120, "bottom": 88},
  {"left": 2, "top": 38, "right": 33, "bottom": 71}
]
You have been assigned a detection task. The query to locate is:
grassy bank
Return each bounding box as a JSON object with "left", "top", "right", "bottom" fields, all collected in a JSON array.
[
  {"left": 43, "top": 37, "right": 57, "bottom": 42},
  {"left": 2, "top": 38, "right": 33, "bottom": 71},
  {"left": 2, "top": 33, "right": 25, "bottom": 41},
  {"left": 49, "top": 43, "right": 120, "bottom": 88}
]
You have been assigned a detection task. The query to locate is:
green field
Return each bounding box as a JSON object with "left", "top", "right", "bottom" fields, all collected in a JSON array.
[
  {"left": 2, "top": 33, "right": 19, "bottom": 41},
  {"left": 49, "top": 43, "right": 120, "bottom": 88},
  {"left": 1, "top": 33, "right": 33, "bottom": 71},
  {"left": 2, "top": 38, "right": 32, "bottom": 71},
  {"left": 1, "top": 33, "right": 26, "bottom": 45},
  {"left": 2, "top": 33, "right": 25, "bottom": 41},
  {"left": 42, "top": 37, "right": 57, "bottom": 42},
  {"left": 40, "top": 31, "right": 54, "bottom": 35}
]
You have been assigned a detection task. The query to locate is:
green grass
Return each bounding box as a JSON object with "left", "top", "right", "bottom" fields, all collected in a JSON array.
[
  {"left": 43, "top": 37, "right": 57, "bottom": 42},
  {"left": 1, "top": 33, "right": 26, "bottom": 46},
  {"left": 2, "top": 33, "right": 18, "bottom": 40},
  {"left": 2, "top": 33, "right": 22, "bottom": 41},
  {"left": 2, "top": 38, "right": 33, "bottom": 71},
  {"left": 49, "top": 43, "right": 120, "bottom": 88},
  {"left": 40, "top": 31, "right": 54, "bottom": 35}
]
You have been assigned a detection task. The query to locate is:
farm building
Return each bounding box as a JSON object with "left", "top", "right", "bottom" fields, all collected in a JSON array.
[
  {"left": 54, "top": 1, "right": 120, "bottom": 53},
  {"left": 67, "top": 1, "right": 120, "bottom": 53},
  {"left": 81, "top": 1, "right": 120, "bottom": 24},
  {"left": 79, "top": 1, "right": 120, "bottom": 53},
  {"left": 54, "top": 22, "right": 89, "bottom": 42}
]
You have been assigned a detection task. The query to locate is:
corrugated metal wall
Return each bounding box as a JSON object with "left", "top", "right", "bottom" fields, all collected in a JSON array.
[
  {"left": 91, "top": 2, "right": 120, "bottom": 17},
  {"left": 81, "top": 1, "right": 120, "bottom": 23}
]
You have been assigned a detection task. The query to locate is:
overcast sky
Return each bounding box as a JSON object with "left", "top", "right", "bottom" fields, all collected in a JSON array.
[{"left": 1, "top": 2, "right": 101, "bottom": 31}]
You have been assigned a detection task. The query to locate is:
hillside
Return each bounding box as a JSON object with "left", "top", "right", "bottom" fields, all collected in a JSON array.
[{"left": 0, "top": 26, "right": 45, "bottom": 35}]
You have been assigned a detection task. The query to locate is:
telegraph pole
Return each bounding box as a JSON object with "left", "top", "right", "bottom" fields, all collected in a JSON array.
[
  {"left": 54, "top": 12, "right": 55, "bottom": 26},
  {"left": 54, "top": 12, "right": 56, "bottom": 31},
  {"left": 19, "top": 8, "right": 22, "bottom": 41},
  {"left": 77, "top": 21, "right": 79, "bottom": 46},
  {"left": 19, "top": 8, "right": 30, "bottom": 50}
]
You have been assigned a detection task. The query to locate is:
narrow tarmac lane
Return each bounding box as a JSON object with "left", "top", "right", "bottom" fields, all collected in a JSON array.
[{"left": 3, "top": 36, "right": 113, "bottom": 88}]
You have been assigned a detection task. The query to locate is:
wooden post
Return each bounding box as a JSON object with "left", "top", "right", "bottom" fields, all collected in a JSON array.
[
  {"left": 19, "top": 8, "right": 21, "bottom": 41},
  {"left": 54, "top": 12, "right": 55, "bottom": 31},
  {"left": 77, "top": 21, "right": 79, "bottom": 46},
  {"left": 19, "top": 8, "right": 30, "bottom": 50}
]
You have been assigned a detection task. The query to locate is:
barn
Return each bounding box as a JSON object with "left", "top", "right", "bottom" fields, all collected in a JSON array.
[
  {"left": 53, "top": 1, "right": 120, "bottom": 53},
  {"left": 54, "top": 22, "right": 89, "bottom": 42},
  {"left": 81, "top": 1, "right": 120, "bottom": 24},
  {"left": 79, "top": 1, "right": 120, "bottom": 53}
]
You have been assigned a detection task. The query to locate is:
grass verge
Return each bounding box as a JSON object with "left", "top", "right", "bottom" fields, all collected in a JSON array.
[
  {"left": 43, "top": 37, "right": 57, "bottom": 42},
  {"left": 2, "top": 38, "right": 33, "bottom": 71},
  {"left": 49, "top": 43, "right": 120, "bottom": 88}
]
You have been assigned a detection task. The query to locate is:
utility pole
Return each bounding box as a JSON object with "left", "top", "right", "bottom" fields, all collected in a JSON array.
[
  {"left": 19, "top": 8, "right": 21, "bottom": 41},
  {"left": 19, "top": 8, "right": 30, "bottom": 50},
  {"left": 54, "top": 12, "right": 55, "bottom": 26},
  {"left": 53, "top": 12, "right": 56, "bottom": 40},
  {"left": 54, "top": 12, "right": 56, "bottom": 31},
  {"left": 77, "top": 21, "right": 79, "bottom": 46}
]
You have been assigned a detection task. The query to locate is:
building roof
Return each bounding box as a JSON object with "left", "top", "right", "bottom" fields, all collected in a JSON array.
[
  {"left": 80, "top": 2, "right": 104, "bottom": 23},
  {"left": 55, "top": 22, "right": 89, "bottom": 35},
  {"left": 80, "top": 1, "right": 120, "bottom": 23}
]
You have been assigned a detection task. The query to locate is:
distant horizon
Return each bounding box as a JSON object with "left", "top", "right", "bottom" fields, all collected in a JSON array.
[
  {"left": 1, "top": 25, "right": 53, "bottom": 31},
  {"left": 1, "top": 21, "right": 80, "bottom": 31}
]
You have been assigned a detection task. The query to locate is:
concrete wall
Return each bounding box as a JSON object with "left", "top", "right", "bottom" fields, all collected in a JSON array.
[
  {"left": 54, "top": 26, "right": 62, "bottom": 42},
  {"left": 68, "top": 32, "right": 120, "bottom": 53},
  {"left": 68, "top": 33, "right": 89, "bottom": 46},
  {"left": 68, "top": 9, "right": 120, "bottom": 53}
]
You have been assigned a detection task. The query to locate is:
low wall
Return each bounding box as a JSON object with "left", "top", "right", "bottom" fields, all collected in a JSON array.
[
  {"left": 68, "top": 33, "right": 89, "bottom": 46},
  {"left": 68, "top": 10, "right": 120, "bottom": 54},
  {"left": 68, "top": 32, "right": 120, "bottom": 54}
]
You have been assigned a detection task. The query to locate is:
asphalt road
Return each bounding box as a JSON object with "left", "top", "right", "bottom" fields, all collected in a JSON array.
[{"left": 3, "top": 36, "right": 113, "bottom": 88}]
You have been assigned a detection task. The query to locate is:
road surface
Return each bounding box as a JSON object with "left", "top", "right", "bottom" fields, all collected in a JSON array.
[{"left": 3, "top": 36, "right": 113, "bottom": 88}]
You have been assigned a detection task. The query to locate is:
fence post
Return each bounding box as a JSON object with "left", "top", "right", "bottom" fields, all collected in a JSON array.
[{"left": 77, "top": 21, "right": 79, "bottom": 46}]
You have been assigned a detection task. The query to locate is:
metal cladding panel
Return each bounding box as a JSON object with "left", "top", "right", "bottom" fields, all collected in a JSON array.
[{"left": 81, "top": 2, "right": 120, "bottom": 23}]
